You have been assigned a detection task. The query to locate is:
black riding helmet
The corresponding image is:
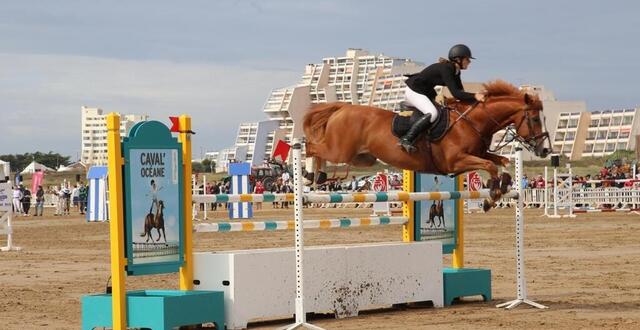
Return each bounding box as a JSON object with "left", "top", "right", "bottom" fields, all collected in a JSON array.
[{"left": 448, "top": 44, "right": 475, "bottom": 60}]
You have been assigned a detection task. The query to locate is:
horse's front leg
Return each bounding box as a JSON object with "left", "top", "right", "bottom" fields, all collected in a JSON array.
[
  {"left": 483, "top": 153, "right": 513, "bottom": 194},
  {"left": 448, "top": 154, "right": 502, "bottom": 211}
]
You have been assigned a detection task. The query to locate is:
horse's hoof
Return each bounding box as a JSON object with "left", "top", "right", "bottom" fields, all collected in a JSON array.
[
  {"left": 483, "top": 200, "right": 493, "bottom": 212},
  {"left": 316, "top": 171, "right": 328, "bottom": 185},
  {"left": 304, "top": 172, "right": 315, "bottom": 182}
]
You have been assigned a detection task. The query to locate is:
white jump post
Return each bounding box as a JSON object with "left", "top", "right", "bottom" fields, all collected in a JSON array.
[
  {"left": 565, "top": 164, "right": 575, "bottom": 218},
  {"left": 497, "top": 147, "right": 547, "bottom": 310},
  {"left": 283, "top": 139, "right": 324, "bottom": 330},
  {"left": 543, "top": 166, "right": 549, "bottom": 217},
  {"left": 1, "top": 181, "right": 21, "bottom": 252}
]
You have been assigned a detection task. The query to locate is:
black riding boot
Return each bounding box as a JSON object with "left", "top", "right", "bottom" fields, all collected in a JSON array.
[{"left": 398, "top": 113, "right": 433, "bottom": 153}]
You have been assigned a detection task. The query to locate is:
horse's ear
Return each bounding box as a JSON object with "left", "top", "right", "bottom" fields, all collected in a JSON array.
[{"left": 524, "top": 93, "right": 532, "bottom": 104}]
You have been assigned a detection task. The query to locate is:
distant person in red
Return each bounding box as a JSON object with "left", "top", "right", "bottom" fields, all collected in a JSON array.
[{"left": 253, "top": 180, "right": 265, "bottom": 210}]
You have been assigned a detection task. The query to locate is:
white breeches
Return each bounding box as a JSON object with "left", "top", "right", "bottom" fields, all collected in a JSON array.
[{"left": 404, "top": 87, "right": 438, "bottom": 123}]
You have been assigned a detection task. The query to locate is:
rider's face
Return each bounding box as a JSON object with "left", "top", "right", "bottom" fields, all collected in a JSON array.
[{"left": 460, "top": 57, "right": 471, "bottom": 70}]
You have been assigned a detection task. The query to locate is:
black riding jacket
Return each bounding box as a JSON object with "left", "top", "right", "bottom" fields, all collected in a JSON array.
[{"left": 405, "top": 62, "right": 476, "bottom": 103}]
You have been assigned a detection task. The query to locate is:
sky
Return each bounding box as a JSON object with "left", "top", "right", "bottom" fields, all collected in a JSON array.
[{"left": 1, "top": 0, "right": 639, "bottom": 159}]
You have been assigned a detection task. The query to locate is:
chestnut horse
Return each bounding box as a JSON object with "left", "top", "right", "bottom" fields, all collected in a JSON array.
[{"left": 303, "top": 81, "right": 551, "bottom": 210}]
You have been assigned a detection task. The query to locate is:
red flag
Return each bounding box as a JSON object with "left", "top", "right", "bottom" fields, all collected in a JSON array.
[
  {"left": 169, "top": 116, "right": 180, "bottom": 132},
  {"left": 272, "top": 140, "right": 291, "bottom": 163},
  {"left": 31, "top": 171, "right": 45, "bottom": 194}
]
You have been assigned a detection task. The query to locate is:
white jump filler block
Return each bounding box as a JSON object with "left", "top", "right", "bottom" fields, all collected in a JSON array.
[{"left": 193, "top": 241, "right": 443, "bottom": 330}]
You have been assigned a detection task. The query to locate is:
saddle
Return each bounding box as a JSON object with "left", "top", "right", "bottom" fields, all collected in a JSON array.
[{"left": 391, "top": 103, "right": 450, "bottom": 142}]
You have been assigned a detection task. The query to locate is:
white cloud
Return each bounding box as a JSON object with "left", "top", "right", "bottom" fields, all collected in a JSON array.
[{"left": 0, "top": 53, "right": 300, "bottom": 158}]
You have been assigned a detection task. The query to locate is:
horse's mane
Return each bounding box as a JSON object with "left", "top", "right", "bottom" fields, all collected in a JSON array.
[{"left": 483, "top": 80, "right": 523, "bottom": 97}]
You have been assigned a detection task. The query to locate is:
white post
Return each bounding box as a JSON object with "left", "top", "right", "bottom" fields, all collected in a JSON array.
[
  {"left": 497, "top": 147, "right": 547, "bottom": 309},
  {"left": 543, "top": 167, "right": 549, "bottom": 217},
  {"left": 203, "top": 175, "right": 208, "bottom": 220},
  {"left": 1, "top": 209, "right": 21, "bottom": 252},
  {"left": 283, "top": 140, "right": 324, "bottom": 330},
  {"left": 565, "top": 164, "right": 576, "bottom": 218},
  {"left": 1, "top": 181, "right": 21, "bottom": 252},
  {"left": 549, "top": 167, "right": 560, "bottom": 218}
]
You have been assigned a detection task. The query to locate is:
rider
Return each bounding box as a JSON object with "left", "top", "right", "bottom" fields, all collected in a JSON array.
[{"left": 399, "top": 44, "right": 486, "bottom": 152}]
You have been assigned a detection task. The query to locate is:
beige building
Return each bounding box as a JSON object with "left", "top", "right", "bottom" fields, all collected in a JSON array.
[
  {"left": 218, "top": 49, "right": 425, "bottom": 168},
  {"left": 553, "top": 108, "right": 640, "bottom": 160},
  {"left": 81, "top": 106, "right": 148, "bottom": 165}
]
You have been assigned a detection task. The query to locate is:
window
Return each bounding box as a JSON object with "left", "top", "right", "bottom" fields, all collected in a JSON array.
[
  {"left": 619, "top": 131, "right": 630, "bottom": 139},
  {"left": 587, "top": 131, "right": 596, "bottom": 140},
  {"left": 557, "top": 119, "right": 568, "bottom": 129},
  {"left": 597, "top": 131, "right": 607, "bottom": 139},
  {"left": 566, "top": 132, "right": 575, "bottom": 141},
  {"left": 589, "top": 119, "right": 599, "bottom": 127},
  {"left": 617, "top": 142, "right": 627, "bottom": 150},
  {"left": 608, "top": 131, "right": 618, "bottom": 139},
  {"left": 612, "top": 116, "right": 622, "bottom": 125},
  {"left": 623, "top": 116, "right": 634, "bottom": 125},
  {"left": 583, "top": 144, "right": 594, "bottom": 153},
  {"left": 601, "top": 118, "right": 610, "bottom": 126},
  {"left": 606, "top": 143, "right": 615, "bottom": 152},
  {"left": 568, "top": 119, "right": 578, "bottom": 128},
  {"left": 554, "top": 132, "right": 565, "bottom": 141},
  {"left": 594, "top": 143, "right": 604, "bottom": 152}
]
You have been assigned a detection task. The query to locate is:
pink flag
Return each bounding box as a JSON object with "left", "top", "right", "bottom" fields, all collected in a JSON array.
[{"left": 31, "top": 171, "right": 45, "bottom": 193}]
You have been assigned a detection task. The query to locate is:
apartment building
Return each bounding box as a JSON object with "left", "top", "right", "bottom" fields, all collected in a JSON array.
[
  {"left": 81, "top": 107, "right": 148, "bottom": 165},
  {"left": 553, "top": 108, "right": 639, "bottom": 160},
  {"left": 215, "top": 49, "right": 425, "bottom": 169}
]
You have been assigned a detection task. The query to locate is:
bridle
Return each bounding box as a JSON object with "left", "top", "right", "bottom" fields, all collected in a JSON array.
[
  {"left": 447, "top": 98, "right": 551, "bottom": 153},
  {"left": 490, "top": 103, "right": 551, "bottom": 153}
]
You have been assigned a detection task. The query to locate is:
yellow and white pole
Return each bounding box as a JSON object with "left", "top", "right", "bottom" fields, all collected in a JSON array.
[{"left": 106, "top": 113, "right": 127, "bottom": 330}]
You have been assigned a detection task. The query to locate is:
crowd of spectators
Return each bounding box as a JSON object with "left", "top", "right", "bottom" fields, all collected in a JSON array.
[{"left": 11, "top": 182, "right": 87, "bottom": 217}]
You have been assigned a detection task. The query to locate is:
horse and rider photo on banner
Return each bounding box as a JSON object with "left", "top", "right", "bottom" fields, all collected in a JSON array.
[
  {"left": 419, "top": 174, "right": 456, "bottom": 247},
  {"left": 126, "top": 149, "right": 182, "bottom": 271}
]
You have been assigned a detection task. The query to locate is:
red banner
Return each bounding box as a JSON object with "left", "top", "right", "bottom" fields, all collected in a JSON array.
[
  {"left": 31, "top": 171, "right": 45, "bottom": 194},
  {"left": 272, "top": 140, "right": 291, "bottom": 163},
  {"left": 467, "top": 171, "right": 482, "bottom": 191}
]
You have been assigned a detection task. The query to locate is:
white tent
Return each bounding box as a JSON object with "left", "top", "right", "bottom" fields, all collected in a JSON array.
[
  {"left": 57, "top": 161, "right": 87, "bottom": 172},
  {"left": 0, "top": 160, "right": 9, "bottom": 179},
  {"left": 20, "top": 161, "right": 55, "bottom": 174}
]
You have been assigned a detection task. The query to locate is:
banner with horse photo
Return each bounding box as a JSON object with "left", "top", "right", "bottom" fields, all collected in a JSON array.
[
  {"left": 124, "top": 148, "right": 183, "bottom": 275},
  {"left": 417, "top": 174, "right": 457, "bottom": 252}
]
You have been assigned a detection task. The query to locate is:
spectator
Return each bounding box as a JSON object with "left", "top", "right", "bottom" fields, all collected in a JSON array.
[
  {"left": 350, "top": 176, "right": 358, "bottom": 192},
  {"left": 253, "top": 180, "right": 265, "bottom": 210},
  {"left": 72, "top": 184, "right": 80, "bottom": 209},
  {"left": 60, "top": 185, "right": 71, "bottom": 215},
  {"left": 21, "top": 188, "right": 32, "bottom": 216},
  {"left": 281, "top": 170, "right": 291, "bottom": 185},
  {"left": 12, "top": 186, "right": 24, "bottom": 216},
  {"left": 78, "top": 182, "right": 87, "bottom": 214},
  {"left": 35, "top": 185, "right": 45, "bottom": 216}
]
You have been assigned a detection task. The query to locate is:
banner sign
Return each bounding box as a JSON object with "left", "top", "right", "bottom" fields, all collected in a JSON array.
[{"left": 123, "top": 121, "right": 184, "bottom": 276}]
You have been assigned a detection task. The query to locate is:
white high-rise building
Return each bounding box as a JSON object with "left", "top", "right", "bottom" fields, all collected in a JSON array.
[
  {"left": 217, "top": 49, "right": 425, "bottom": 170},
  {"left": 81, "top": 107, "right": 148, "bottom": 165}
]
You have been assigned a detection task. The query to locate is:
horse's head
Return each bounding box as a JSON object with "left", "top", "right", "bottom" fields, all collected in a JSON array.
[
  {"left": 512, "top": 93, "right": 551, "bottom": 158},
  {"left": 482, "top": 81, "right": 551, "bottom": 158}
]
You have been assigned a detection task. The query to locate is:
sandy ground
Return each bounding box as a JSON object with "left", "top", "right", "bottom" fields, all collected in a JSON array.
[{"left": 1, "top": 205, "right": 639, "bottom": 330}]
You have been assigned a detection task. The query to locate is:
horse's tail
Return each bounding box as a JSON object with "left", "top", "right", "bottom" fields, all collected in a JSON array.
[{"left": 303, "top": 102, "right": 344, "bottom": 144}]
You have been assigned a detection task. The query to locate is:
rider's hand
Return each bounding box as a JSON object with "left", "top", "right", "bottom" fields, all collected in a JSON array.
[{"left": 475, "top": 93, "right": 486, "bottom": 102}]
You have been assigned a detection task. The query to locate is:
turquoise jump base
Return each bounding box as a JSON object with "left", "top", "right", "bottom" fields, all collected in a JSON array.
[
  {"left": 443, "top": 267, "right": 491, "bottom": 306},
  {"left": 81, "top": 289, "right": 224, "bottom": 330}
]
